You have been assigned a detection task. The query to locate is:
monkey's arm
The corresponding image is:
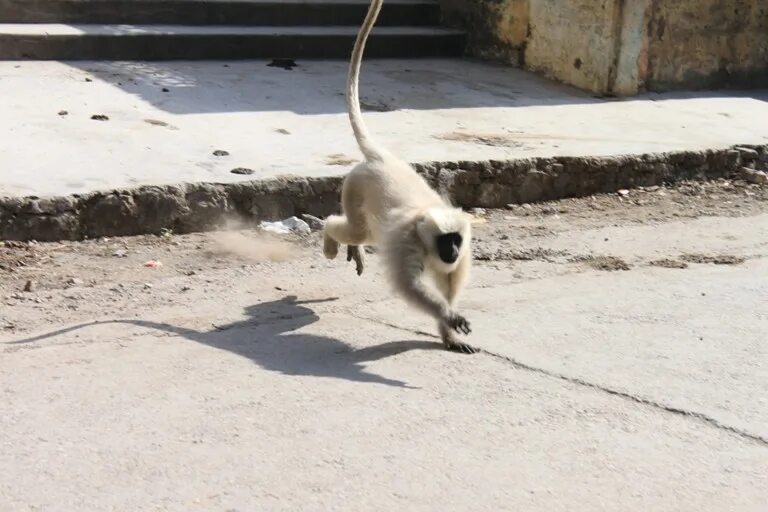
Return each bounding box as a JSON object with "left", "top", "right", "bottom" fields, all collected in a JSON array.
[
  {"left": 390, "top": 245, "right": 470, "bottom": 334},
  {"left": 448, "top": 253, "right": 471, "bottom": 304}
]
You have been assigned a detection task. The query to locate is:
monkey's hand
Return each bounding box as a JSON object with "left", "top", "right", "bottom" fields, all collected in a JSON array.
[
  {"left": 346, "top": 245, "right": 364, "bottom": 276},
  {"left": 445, "top": 312, "right": 471, "bottom": 335}
]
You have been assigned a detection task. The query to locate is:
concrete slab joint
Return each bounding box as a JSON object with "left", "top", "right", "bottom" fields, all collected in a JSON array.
[{"left": 2, "top": 145, "right": 766, "bottom": 242}]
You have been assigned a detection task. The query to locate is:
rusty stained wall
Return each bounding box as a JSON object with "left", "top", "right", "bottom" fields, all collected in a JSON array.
[
  {"left": 441, "top": 0, "right": 768, "bottom": 95},
  {"left": 524, "top": 0, "right": 621, "bottom": 93},
  {"left": 645, "top": 0, "right": 768, "bottom": 90},
  {"left": 440, "top": 0, "right": 629, "bottom": 94}
]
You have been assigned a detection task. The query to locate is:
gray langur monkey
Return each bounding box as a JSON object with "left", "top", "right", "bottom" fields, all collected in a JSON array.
[{"left": 322, "top": 0, "right": 476, "bottom": 353}]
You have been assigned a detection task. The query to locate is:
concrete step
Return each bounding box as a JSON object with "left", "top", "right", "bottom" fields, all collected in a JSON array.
[
  {"left": 0, "top": 0, "right": 440, "bottom": 26},
  {"left": 0, "top": 24, "right": 466, "bottom": 60}
]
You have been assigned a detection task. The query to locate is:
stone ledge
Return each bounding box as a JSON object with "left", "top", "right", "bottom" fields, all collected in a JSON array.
[{"left": 2, "top": 144, "right": 766, "bottom": 241}]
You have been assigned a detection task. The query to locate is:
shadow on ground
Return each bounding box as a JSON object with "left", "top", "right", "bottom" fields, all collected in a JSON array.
[
  {"left": 64, "top": 59, "right": 601, "bottom": 115},
  {"left": 6, "top": 295, "right": 440, "bottom": 388},
  {"left": 63, "top": 59, "right": 768, "bottom": 116}
]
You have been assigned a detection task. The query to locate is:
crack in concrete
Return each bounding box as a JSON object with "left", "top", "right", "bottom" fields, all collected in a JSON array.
[
  {"left": 480, "top": 348, "right": 768, "bottom": 448},
  {"left": 353, "top": 314, "right": 768, "bottom": 447}
]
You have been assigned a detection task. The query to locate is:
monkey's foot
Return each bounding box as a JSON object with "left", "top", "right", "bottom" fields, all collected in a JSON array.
[
  {"left": 323, "top": 235, "right": 339, "bottom": 260},
  {"left": 347, "top": 245, "right": 364, "bottom": 276},
  {"left": 443, "top": 340, "right": 479, "bottom": 355}
]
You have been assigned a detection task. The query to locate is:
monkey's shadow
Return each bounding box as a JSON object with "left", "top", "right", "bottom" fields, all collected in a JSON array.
[{"left": 9, "top": 295, "right": 439, "bottom": 388}]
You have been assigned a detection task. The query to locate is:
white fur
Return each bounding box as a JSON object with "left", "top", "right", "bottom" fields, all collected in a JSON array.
[{"left": 322, "top": 0, "right": 475, "bottom": 352}]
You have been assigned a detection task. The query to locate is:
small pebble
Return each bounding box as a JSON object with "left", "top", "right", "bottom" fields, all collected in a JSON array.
[{"left": 213, "top": 150, "right": 230, "bottom": 157}]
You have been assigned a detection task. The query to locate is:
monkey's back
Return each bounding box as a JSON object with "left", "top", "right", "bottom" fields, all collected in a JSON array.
[{"left": 345, "top": 155, "right": 446, "bottom": 243}]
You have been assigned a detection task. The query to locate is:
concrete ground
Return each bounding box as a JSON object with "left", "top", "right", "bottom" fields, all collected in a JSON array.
[
  {"left": 1, "top": 182, "right": 766, "bottom": 510},
  {"left": 1, "top": 59, "right": 768, "bottom": 198}
]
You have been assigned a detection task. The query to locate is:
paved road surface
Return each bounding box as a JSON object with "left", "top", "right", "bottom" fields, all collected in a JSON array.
[{"left": 1, "top": 184, "right": 767, "bottom": 510}]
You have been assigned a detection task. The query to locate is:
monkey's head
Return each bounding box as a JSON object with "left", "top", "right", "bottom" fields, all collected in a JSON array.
[{"left": 417, "top": 207, "right": 472, "bottom": 272}]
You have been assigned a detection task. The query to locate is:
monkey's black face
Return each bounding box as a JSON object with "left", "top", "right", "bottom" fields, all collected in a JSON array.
[{"left": 436, "top": 232, "right": 463, "bottom": 264}]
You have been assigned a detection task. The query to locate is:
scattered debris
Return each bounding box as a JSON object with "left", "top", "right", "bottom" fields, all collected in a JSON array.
[
  {"left": 213, "top": 150, "right": 230, "bottom": 157},
  {"left": 267, "top": 59, "right": 297, "bottom": 70},
  {"left": 259, "top": 217, "right": 311, "bottom": 236},
  {"left": 571, "top": 255, "right": 631, "bottom": 271},
  {"left": 231, "top": 167, "right": 255, "bottom": 175},
  {"left": 144, "top": 119, "right": 173, "bottom": 128},
  {"left": 91, "top": 114, "right": 109, "bottom": 121},
  {"left": 741, "top": 168, "right": 768, "bottom": 185},
  {"left": 143, "top": 283, "right": 153, "bottom": 290},
  {"left": 58, "top": 110, "right": 68, "bottom": 116},
  {"left": 435, "top": 131, "right": 525, "bottom": 148},
  {"left": 324, "top": 154, "right": 357, "bottom": 166},
  {"left": 475, "top": 247, "right": 569, "bottom": 262},
  {"left": 680, "top": 253, "right": 746, "bottom": 265},
  {"left": 112, "top": 249, "right": 127, "bottom": 258},
  {"left": 23, "top": 280, "right": 34, "bottom": 292},
  {"left": 84, "top": 77, "right": 93, "bottom": 82},
  {"left": 300, "top": 214, "right": 325, "bottom": 231},
  {"left": 361, "top": 100, "right": 394, "bottom": 112},
  {"left": 649, "top": 258, "right": 689, "bottom": 269},
  {"left": 144, "top": 260, "right": 163, "bottom": 268}
]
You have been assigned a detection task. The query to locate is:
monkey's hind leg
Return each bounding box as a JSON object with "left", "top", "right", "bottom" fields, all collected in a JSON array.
[
  {"left": 324, "top": 175, "right": 370, "bottom": 274},
  {"left": 346, "top": 245, "right": 365, "bottom": 276},
  {"left": 323, "top": 214, "right": 369, "bottom": 275},
  {"left": 323, "top": 217, "right": 342, "bottom": 260}
]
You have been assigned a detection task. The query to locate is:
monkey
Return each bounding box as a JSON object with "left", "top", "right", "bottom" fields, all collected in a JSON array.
[{"left": 322, "top": 0, "right": 476, "bottom": 353}]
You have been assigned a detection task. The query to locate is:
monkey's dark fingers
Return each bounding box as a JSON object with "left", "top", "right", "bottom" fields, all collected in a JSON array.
[
  {"left": 445, "top": 341, "right": 478, "bottom": 355},
  {"left": 455, "top": 318, "right": 471, "bottom": 335},
  {"left": 347, "top": 245, "right": 365, "bottom": 276}
]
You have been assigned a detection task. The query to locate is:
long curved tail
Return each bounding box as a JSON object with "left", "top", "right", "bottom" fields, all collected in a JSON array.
[{"left": 347, "top": 0, "right": 386, "bottom": 161}]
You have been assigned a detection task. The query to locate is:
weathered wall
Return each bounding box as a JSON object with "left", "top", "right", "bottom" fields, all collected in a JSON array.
[
  {"left": 645, "top": 0, "right": 768, "bottom": 90},
  {"left": 439, "top": 0, "right": 529, "bottom": 65},
  {"left": 441, "top": 0, "right": 768, "bottom": 95},
  {"left": 524, "top": 0, "right": 618, "bottom": 93}
]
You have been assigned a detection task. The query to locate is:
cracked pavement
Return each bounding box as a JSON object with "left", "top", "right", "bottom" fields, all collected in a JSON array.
[{"left": 1, "top": 182, "right": 767, "bottom": 510}]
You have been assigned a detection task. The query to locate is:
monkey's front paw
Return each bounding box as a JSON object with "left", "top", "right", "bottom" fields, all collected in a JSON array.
[
  {"left": 446, "top": 313, "right": 471, "bottom": 335},
  {"left": 347, "top": 245, "right": 364, "bottom": 276}
]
